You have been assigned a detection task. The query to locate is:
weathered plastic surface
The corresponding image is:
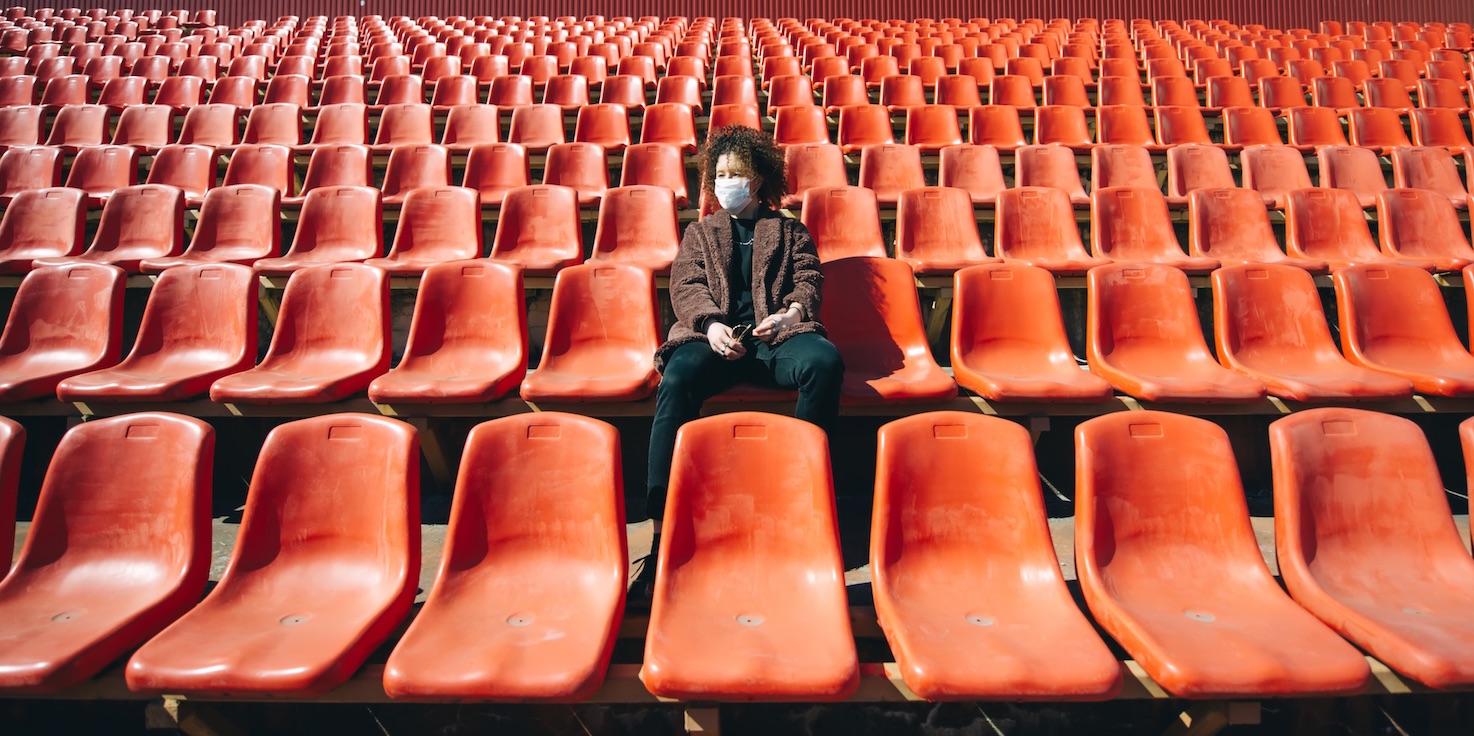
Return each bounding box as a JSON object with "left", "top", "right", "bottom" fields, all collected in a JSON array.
[
  {"left": 126, "top": 414, "right": 419, "bottom": 696},
  {"left": 1187, "top": 188, "right": 1327, "bottom": 272},
  {"left": 640, "top": 412, "right": 859, "bottom": 701},
  {"left": 521, "top": 262, "right": 660, "bottom": 402},
  {"left": 1015, "top": 144, "right": 1089, "bottom": 205},
  {"left": 383, "top": 413, "right": 625, "bottom": 700},
  {"left": 542, "top": 142, "right": 608, "bottom": 207},
  {"left": 858, "top": 143, "right": 925, "bottom": 205},
  {"left": 1390, "top": 147, "right": 1469, "bottom": 210},
  {"left": 968, "top": 105, "right": 1026, "bottom": 150},
  {"left": 637, "top": 102, "right": 696, "bottom": 153},
  {"left": 0, "top": 145, "right": 61, "bottom": 204},
  {"left": 1286, "top": 106, "right": 1349, "bottom": 149},
  {"left": 1376, "top": 189, "right": 1474, "bottom": 272},
  {"left": 1087, "top": 263, "right": 1267, "bottom": 402},
  {"left": 1347, "top": 107, "right": 1413, "bottom": 153},
  {"left": 1211, "top": 264, "right": 1413, "bottom": 401},
  {"left": 1317, "top": 145, "right": 1389, "bottom": 208},
  {"left": 836, "top": 103, "right": 894, "bottom": 152},
  {"left": 873, "top": 412, "right": 1121, "bottom": 700},
  {"left": 461, "top": 142, "right": 529, "bottom": 206},
  {"left": 893, "top": 186, "right": 995, "bottom": 274},
  {"left": 140, "top": 184, "right": 281, "bottom": 271},
  {"left": 144, "top": 144, "right": 217, "bottom": 204},
  {"left": 938, "top": 144, "right": 1006, "bottom": 205},
  {"left": 951, "top": 264, "right": 1114, "bottom": 402},
  {"left": 1286, "top": 188, "right": 1432, "bottom": 271},
  {"left": 821, "top": 257, "right": 956, "bottom": 403},
  {"left": 210, "top": 263, "right": 390, "bottom": 404},
  {"left": 379, "top": 143, "right": 450, "bottom": 204},
  {"left": 62, "top": 144, "right": 138, "bottom": 206},
  {"left": 589, "top": 185, "right": 680, "bottom": 272},
  {"left": 800, "top": 186, "right": 888, "bottom": 261},
  {"left": 1164, "top": 144, "right": 1245, "bottom": 207},
  {"left": 1334, "top": 264, "right": 1474, "bottom": 397},
  {"left": 1273, "top": 409, "right": 1474, "bottom": 688},
  {"left": 620, "top": 142, "right": 689, "bottom": 207},
  {"left": 488, "top": 184, "right": 583, "bottom": 275},
  {"left": 58, "top": 264, "right": 257, "bottom": 402},
  {"left": 1090, "top": 187, "right": 1219, "bottom": 273},
  {"left": 994, "top": 187, "right": 1110, "bottom": 274},
  {"left": 220, "top": 144, "right": 295, "bottom": 196},
  {"left": 0, "top": 187, "right": 85, "bottom": 273},
  {"left": 1033, "top": 105, "right": 1092, "bottom": 148},
  {"left": 293, "top": 144, "right": 373, "bottom": 201},
  {"left": 254, "top": 186, "right": 383, "bottom": 274},
  {"left": 1075, "top": 411, "right": 1372, "bottom": 697},
  {"left": 1091, "top": 144, "right": 1158, "bottom": 191},
  {"left": 1239, "top": 144, "right": 1315, "bottom": 209},
  {"left": 0, "top": 263, "right": 125, "bottom": 400},
  {"left": 368, "top": 260, "right": 527, "bottom": 404},
  {"left": 0, "top": 417, "right": 21, "bottom": 570},
  {"left": 363, "top": 186, "right": 481, "bottom": 274},
  {"left": 0, "top": 413, "right": 212, "bottom": 692}
]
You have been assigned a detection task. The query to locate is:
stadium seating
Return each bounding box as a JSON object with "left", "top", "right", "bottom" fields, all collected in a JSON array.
[
  {"left": 0, "top": 187, "right": 85, "bottom": 272},
  {"left": 1334, "top": 264, "right": 1474, "bottom": 397},
  {"left": 800, "top": 186, "right": 887, "bottom": 261},
  {"left": 1285, "top": 188, "right": 1431, "bottom": 271},
  {"left": 520, "top": 262, "right": 661, "bottom": 402},
  {"left": 255, "top": 185, "right": 383, "bottom": 273},
  {"left": 1187, "top": 188, "right": 1326, "bottom": 271},
  {"left": 821, "top": 257, "right": 956, "bottom": 404},
  {"left": 488, "top": 184, "right": 583, "bottom": 274},
  {"left": 1090, "top": 187, "right": 1218, "bottom": 272}
]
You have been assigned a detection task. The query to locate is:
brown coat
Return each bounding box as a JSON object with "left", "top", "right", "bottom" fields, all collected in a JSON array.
[{"left": 654, "top": 208, "right": 825, "bottom": 372}]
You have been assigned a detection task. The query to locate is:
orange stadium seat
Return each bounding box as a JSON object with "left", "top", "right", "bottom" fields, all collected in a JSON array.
[
  {"left": 1376, "top": 188, "right": 1474, "bottom": 271},
  {"left": 1286, "top": 188, "right": 1430, "bottom": 271},
  {"left": 57, "top": 264, "right": 258, "bottom": 402},
  {"left": 1091, "top": 187, "right": 1218, "bottom": 272},
  {"left": 994, "top": 187, "right": 1108, "bottom": 273},
  {"left": 372, "top": 103, "right": 435, "bottom": 151},
  {"left": 38, "top": 184, "right": 183, "bottom": 272},
  {"left": 1015, "top": 143, "right": 1090, "bottom": 205},
  {"left": 220, "top": 144, "right": 295, "bottom": 197},
  {"left": 858, "top": 143, "right": 924, "bottom": 205},
  {"left": 1075, "top": 410, "right": 1370, "bottom": 696},
  {"left": 489, "top": 184, "right": 583, "bottom": 274},
  {"left": 126, "top": 414, "right": 419, "bottom": 696},
  {"left": 175, "top": 103, "right": 240, "bottom": 147},
  {"left": 1090, "top": 144, "right": 1157, "bottom": 191},
  {"left": 255, "top": 186, "right": 382, "bottom": 274},
  {"left": 462, "top": 142, "right": 530, "bottom": 207},
  {"left": 0, "top": 187, "right": 85, "bottom": 272},
  {"left": 1272, "top": 408, "right": 1474, "bottom": 688},
  {"left": 110, "top": 104, "right": 173, "bottom": 151},
  {"left": 144, "top": 143, "right": 217, "bottom": 206},
  {"left": 937, "top": 144, "right": 1005, "bottom": 205},
  {"left": 368, "top": 260, "right": 526, "bottom": 404},
  {"left": 1164, "top": 143, "right": 1242, "bottom": 207},
  {"left": 0, "top": 413, "right": 212, "bottom": 693},
  {"left": 520, "top": 262, "right": 661, "bottom": 402},
  {"left": 1390, "top": 147, "right": 1469, "bottom": 209},
  {"left": 589, "top": 185, "right": 680, "bottom": 272},
  {"left": 364, "top": 186, "right": 482, "bottom": 274},
  {"left": 379, "top": 144, "right": 452, "bottom": 205},
  {"left": 1315, "top": 145, "right": 1388, "bottom": 208},
  {"left": 1334, "top": 263, "right": 1474, "bottom": 397},
  {"left": 0, "top": 145, "right": 61, "bottom": 204},
  {"left": 440, "top": 104, "right": 501, "bottom": 151},
  {"left": 62, "top": 143, "right": 138, "bottom": 206},
  {"left": 641, "top": 412, "right": 859, "bottom": 700},
  {"left": 0, "top": 106, "right": 44, "bottom": 149},
  {"left": 383, "top": 413, "right": 625, "bottom": 699},
  {"left": 951, "top": 263, "right": 1114, "bottom": 401},
  {"left": 620, "top": 142, "right": 689, "bottom": 208},
  {"left": 821, "top": 256, "right": 956, "bottom": 403},
  {"left": 800, "top": 186, "right": 888, "bottom": 261},
  {"left": 893, "top": 186, "right": 995, "bottom": 273},
  {"left": 1187, "top": 188, "right": 1325, "bottom": 272},
  {"left": 0, "top": 262, "right": 124, "bottom": 400}
]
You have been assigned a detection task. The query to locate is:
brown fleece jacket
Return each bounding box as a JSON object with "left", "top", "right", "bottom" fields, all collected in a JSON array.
[{"left": 654, "top": 208, "right": 825, "bottom": 372}]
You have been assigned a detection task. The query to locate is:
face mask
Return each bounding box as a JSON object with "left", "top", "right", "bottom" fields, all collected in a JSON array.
[{"left": 714, "top": 177, "right": 753, "bottom": 213}]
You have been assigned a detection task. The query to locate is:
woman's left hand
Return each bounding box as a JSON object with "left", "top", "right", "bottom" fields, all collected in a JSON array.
[{"left": 753, "top": 305, "right": 801, "bottom": 342}]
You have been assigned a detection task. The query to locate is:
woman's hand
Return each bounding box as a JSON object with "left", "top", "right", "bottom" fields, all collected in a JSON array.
[
  {"left": 753, "top": 305, "right": 802, "bottom": 342},
  {"left": 706, "top": 322, "right": 747, "bottom": 360}
]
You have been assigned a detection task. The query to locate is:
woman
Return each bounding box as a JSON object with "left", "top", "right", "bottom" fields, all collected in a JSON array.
[{"left": 640, "top": 125, "right": 845, "bottom": 580}]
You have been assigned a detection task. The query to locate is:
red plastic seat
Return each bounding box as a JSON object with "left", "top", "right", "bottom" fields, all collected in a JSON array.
[
  {"left": 640, "top": 412, "right": 858, "bottom": 700},
  {"left": 0, "top": 145, "right": 61, "bottom": 205},
  {"left": 1188, "top": 188, "right": 1326, "bottom": 272},
  {"left": 372, "top": 74, "right": 424, "bottom": 107},
  {"left": 994, "top": 186, "right": 1108, "bottom": 273},
  {"left": 361, "top": 186, "right": 482, "bottom": 275},
  {"left": 712, "top": 74, "right": 759, "bottom": 109},
  {"left": 108, "top": 104, "right": 172, "bottom": 152},
  {"left": 0, "top": 187, "right": 85, "bottom": 272},
  {"left": 1362, "top": 78, "right": 1415, "bottom": 113},
  {"left": 1087, "top": 263, "right": 1266, "bottom": 402},
  {"left": 220, "top": 144, "right": 294, "bottom": 197},
  {"left": 988, "top": 74, "right": 1035, "bottom": 108},
  {"left": 1150, "top": 75, "right": 1198, "bottom": 107},
  {"left": 0, "top": 263, "right": 125, "bottom": 400},
  {"left": 1311, "top": 75, "right": 1361, "bottom": 111},
  {"left": 968, "top": 105, "right": 1026, "bottom": 150},
  {"left": 936, "top": 74, "right": 983, "bottom": 108},
  {"left": 1096, "top": 77, "right": 1146, "bottom": 108},
  {"left": 140, "top": 184, "right": 280, "bottom": 272},
  {"left": 836, "top": 103, "right": 894, "bottom": 153},
  {"left": 302, "top": 103, "right": 368, "bottom": 148},
  {"left": 1015, "top": 143, "right": 1089, "bottom": 205},
  {"left": 144, "top": 143, "right": 217, "bottom": 205},
  {"left": 542, "top": 141, "right": 609, "bottom": 207},
  {"left": 857, "top": 143, "right": 924, "bottom": 205},
  {"left": 820, "top": 74, "right": 867, "bottom": 114},
  {"left": 206, "top": 76, "right": 257, "bottom": 108},
  {"left": 368, "top": 260, "right": 526, "bottom": 404},
  {"left": 239, "top": 102, "right": 302, "bottom": 147},
  {"left": 1164, "top": 143, "right": 1242, "bottom": 206},
  {"left": 316, "top": 75, "right": 366, "bottom": 107},
  {"left": 39, "top": 74, "right": 89, "bottom": 107},
  {"left": 1092, "top": 187, "right": 1218, "bottom": 272},
  {"left": 902, "top": 105, "right": 961, "bottom": 152},
  {"left": 951, "top": 263, "right": 1113, "bottom": 401},
  {"left": 1075, "top": 410, "right": 1370, "bottom": 696},
  {"left": 879, "top": 74, "right": 926, "bottom": 112},
  {"left": 1377, "top": 188, "right": 1474, "bottom": 271},
  {"left": 261, "top": 74, "right": 310, "bottom": 108},
  {"left": 932, "top": 144, "right": 1002, "bottom": 206},
  {"left": 873, "top": 411, "right": 1120, "bottom": 699},
  {"left": 174, "top": 103, "right": 240, "bottom": 147},
  {"left": 620, "top": 142, "right": 688, "bottom": 208},
  {"left": 57, "top": 263, "right": 257, "bottom": 401},
  {"left": 1238, "top": 144, "right": 1314, "bottom": 209},
  {"left": 462, "top": 143, "right": 529, "bottom": 207},
  {"left": 1211, "top": 263, "right": 1412, "bottom": 400},
  {"left": 1272, "top": 408, "right": 1474, "bottom": 687},
  {"left": 1390, "top": 146, "right": 1468, "bottom": 209},
  {"left": 379, "top": 144, "right": 450, "bottom": 205},
  {"left": 126, "top": 413, "right": 418, "bottom": 695},
  {"left": 1316, "top": 145, "right": 1388, "bottom": 208},
  {"left": 383, "top": 412, "right": 624, "bottom": 699},
  {"left": 771, "top": 104, "right": 829, "bottom": 147},
  {"left": 1089, "top": 144, "right": 1157, "bottom": 192},
  {"left": 1286, "top": 188, "right": 1430, "bottom": 271},
  {"left": 0, "top": 75, "right": 36, "bottom": 107},
  {"left": 572, "top": 103, "right": 630, "bottom": 151},
  {"left": 489, "top": 184, "right": 582, "bottom": 274},
  {"left": 638, "top": 102, "right": 697, "bottom": 153},
  {"left": 1207, "top": 78, "right": 1257, "bottom": 110},
  {"left": 893, "top": 186, "right": 993, "bottom": 274},
  {"left": 590, "top": 185, "right": 679, "bottom": 272},
  {"left": 821, "top": 256, "right": 956, "bottom": 403},
  {"left": 0, "top": 413, "right": 211, "bottom": 692},
  {"left": 544, "top": 73, "right": 591, "bottom": 111},
  {"left": 429, "top": 75, "right": 479, "bottom": 110},
  {"left": 40, "top": 183, "right": 183, "bottom": 272},
  {"left": 1410, "top": 108, "right": 1473, "bottom": 152},
  {"left": 44, "top": 103, "right": 108, "bottom": 149},
  {"left": 61, "top": 144, "right": 138, "bottom": 207},
  {"left": 520, "top": 262, "right": 660, "bottom": 402},
  {"left": 598, "top": 74, "right": 645, "bottom": 110},
  {"left": 255, "top": 186, "right": 382, "bottom": 274},
  {"left": 1285, "top": 106, "right": 1348, "bottom": 149},
  {"left": 1032, "top": 104, "right": 1092, "bottom": 149},
  {"left": 0, "top": 106, "right": 43, "bottom": 149},
  {"left": 1348, "top": 107, "right": 1413, "bottom": 153},
  {"left": 1094, "top": 104, "right": 1157, "bottom": 149},
  {"left": 1417, "top": 78, "right": 1470, "bottom": 113},
  {"left": 293, "top": 144, "right": 373, "bottom": 200},
  {"left": 1333, "top": 263, "right": 1474, "bottom": 396},
  {"left": 371, "top": 103, "right": 434, "bottom": 151},
  {"left": 439, "top": 104, "right": 499, "bottom": 151},
  {"left": 800, "top": 186, "right": 887, "bottom": 261}
]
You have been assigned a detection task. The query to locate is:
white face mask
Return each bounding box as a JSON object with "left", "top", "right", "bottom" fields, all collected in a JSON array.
[{"left": 714, "top": 177, "right": 753, "bottom": 213}]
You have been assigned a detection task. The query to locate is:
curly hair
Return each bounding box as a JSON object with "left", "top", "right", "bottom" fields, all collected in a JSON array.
[{"left": 699, "top": 124, "right": 788, "bottom": 209}]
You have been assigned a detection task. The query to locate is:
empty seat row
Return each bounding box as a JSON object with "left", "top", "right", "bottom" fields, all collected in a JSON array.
[{"left": 4, "top": 405, "right": 1474, "bottom": 698}]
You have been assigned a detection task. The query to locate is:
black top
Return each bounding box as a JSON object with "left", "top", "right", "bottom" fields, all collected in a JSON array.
[{"left": 731, "top": 212, "right": 758, "bottom": 328}]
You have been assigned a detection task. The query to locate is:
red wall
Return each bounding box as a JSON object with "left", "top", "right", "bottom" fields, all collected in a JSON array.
[{"left": 96, "top": 1, "right": 1472, "bottom": 29}]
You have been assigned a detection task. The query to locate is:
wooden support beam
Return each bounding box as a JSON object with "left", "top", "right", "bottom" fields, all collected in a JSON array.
[{"left": 684, "top": 706, "right": 721, "bottom": 734}]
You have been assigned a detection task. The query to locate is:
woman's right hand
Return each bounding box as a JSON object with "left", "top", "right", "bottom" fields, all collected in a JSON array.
[{"left": 706, "top": 322, "right": 746, "bottom": 360}]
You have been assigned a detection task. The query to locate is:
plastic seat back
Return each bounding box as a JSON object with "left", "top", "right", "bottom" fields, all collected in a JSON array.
[
  {"left": 370, "top": 186, "right": 482, "bottom": 270},
  {"left": 937, "top": 144, "right": 1005, "bottom": 205},
  {"left": 1378, "top": 189, "right": 1474, "bottom": 273},
  {"left": 620, "top": 142, "right": 688, "bottom": 207},
  {"left": 382, "top": 412, "right": 625, "bottom": 699},
  {"left": 0, "top": 106, "right": 43, "bottom": 147},
  {"left": 0, "top": 187, "right": 85, "bottom": 271},
  {"left": 110, "top": 104, "right": 173, "bottom": 149},
  {"left": 306, "top": 103, "right": 368, "bottom": 146},
  {"left": 368, "top": 260, "right": 527, "bottom": 404},
  {"left": 857, "top": 143, "right": 924, "bottom": 204},
  {"left": 1165, "top": 143, "right": 1236, "bottom": 201},
  {"left": 299, "top": 144, "right": 372, "bottom": 193},
  {"left": 993, "top": 187, "right": 1104, "bottom": 272},
  {"left": 820, "top": 256, "right": 956, "bottom": 403},
  {"left": 1390, "top": 147, "right": 1469, "bottom": 209},
  {"left": 542, "top": 141, "right": 608, "bottom": 206},
  {"left": 490, "top": 185, "right": 583, "bottom": 274},
  {"left": 1075, "top": 410, "right": 1369, "bottom": 697},
  {"left": 572, "top": 103, "right": 630, "bottom": 150},
  {"left": 144, "top": 143, "right": 217, "bottom": 201},
  {"left": 277, "top": 185, "right": 383, "bottom": 262},
  {"left": 124, "top": 413, "right": 418, "bottom": 696},
  {"left": 441, "top": 104, "right": 500, "bottom": 150},
  {"left": 0, "top": 412, "right": 211, "bottom": 692},
  {"left": 462, "top": 143, "right": 529, "bottom": 206},
  {"left": 45, "top": 103, "right": 109, "bottom": 148},
  {"left": 591, "top": 185, "right": 679, "bottom": 271},
  {"left": 67, "top": 184, "right": 185, "bottom": 270},
  {"left": 640, "top": 412, "right": 858, "bottom": 700},
  {"left": 221, "top": 144, "right": 294, "bottom": 196},
  {"left": 1092, "top": 186, "right": 1215, "bottom": 271},
  {"left": 239, "top": 102, "right": 301, "bottom": 146},
  {"left": 800, "top": 186, "right": 887, "bottom": 261},
  {"left": 1333, "top": 263, "right": 1474, "bottom": 396},
  {"left": 1016, "top": 144, "right": 1089, "bottom": 204},
  {"left": 968, "top": 105, "right": 1026, "bottom": 150},
  {"left": 1188, "top": 188, "right": 1321, "bottom": 270},
  {"left": 1286, "top": 106, "right": 1348, "bottom": 148},
  {"left": 0, "top": 263, "right": 125, "bottom": 399},
  {"left": 0, "top": 145, "right": 61, "bottom": 199},
  {"left": 894, "top": 186, "right": 990, "bottom": 273},
  {"left": 638, "top": 102, "right": 697, "bottom": 153},
  {"left": 150, "top": 184, "right": 280, "bottom": 269},
  {"left": 1315, "top": 145, "right": 1387, "bottom": 208},
  {"left": 1091, "top": 144, "right": 1158, "bottom": 191},
  {"left": 175, "top": 103, "right": 240, "bottom": 146},
  {"left": 520, "top": 262, "right": 660, "bottom": 401},
  {"left": 63, "top": 144, "right": 139, "bottom": 203},
  {"left": 1033, "top": 104, "right": 1091, "bottom": 147},
  {"left": 772, "top": 104, "right": 829, "bottom": 147},
  {"left": 836, "top": 103, "right": 894, "bottom": 152},
  {"left": 1348, "top": 107, "right": 1413, "bottom": 152},
  {"left": 379, "top": 144, "right": 451, "bottom": 203},
  {"left": 1286, "top": 188, "right": 1403, "bottom": 268}
]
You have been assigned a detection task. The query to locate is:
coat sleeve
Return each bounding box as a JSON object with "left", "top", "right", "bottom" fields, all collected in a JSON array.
[
  {"left": 669, "top": 221, "right": 726, "bottom": 334},
  {"left": 779, "top": 219, "right": 824, "bottom": 322}
]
